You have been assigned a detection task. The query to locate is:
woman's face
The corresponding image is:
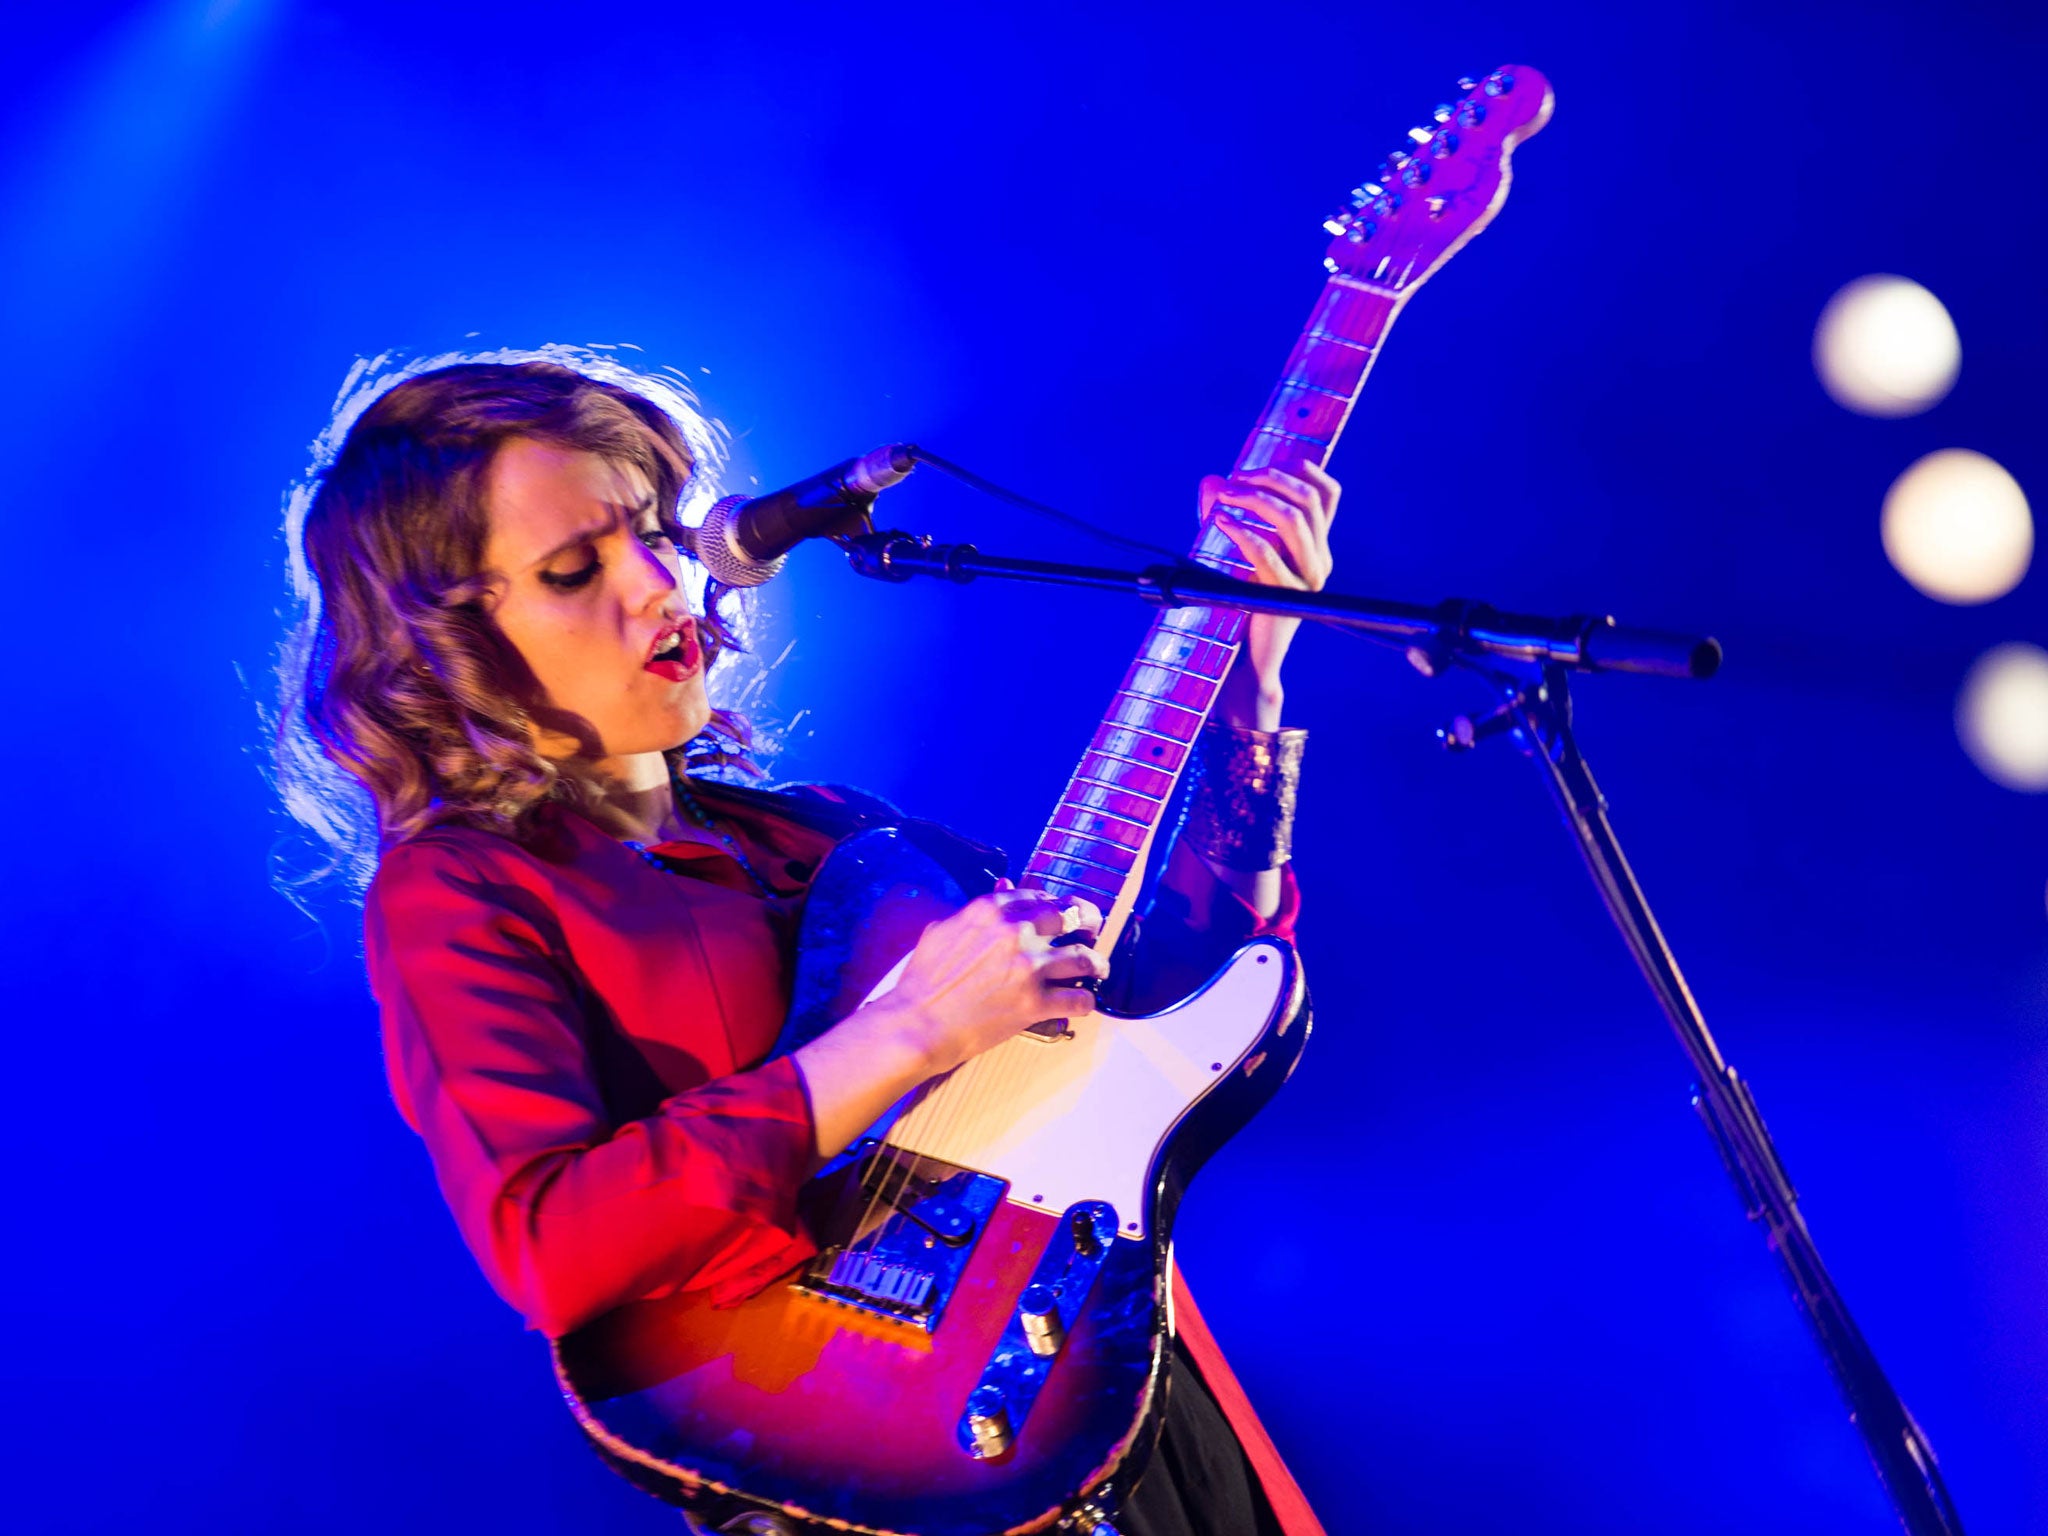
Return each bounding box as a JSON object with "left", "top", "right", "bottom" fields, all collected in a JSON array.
[{"left": 481, "top": 437, "right": 710, "bottom": 762}]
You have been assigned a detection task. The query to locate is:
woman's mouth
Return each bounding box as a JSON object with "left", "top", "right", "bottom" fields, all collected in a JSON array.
[{"left": 644, "top": 621, "right": 701, "bottom": 683}]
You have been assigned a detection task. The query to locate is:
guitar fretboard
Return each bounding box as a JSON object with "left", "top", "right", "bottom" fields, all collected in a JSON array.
[{"left": 1021, "top": 277, "right": 1402, "bottom": 931}]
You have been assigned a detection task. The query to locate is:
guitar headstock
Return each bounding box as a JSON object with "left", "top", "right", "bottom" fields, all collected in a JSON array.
[{"left": 1324, "top": 66, "right": 1553, "bottom": 291}]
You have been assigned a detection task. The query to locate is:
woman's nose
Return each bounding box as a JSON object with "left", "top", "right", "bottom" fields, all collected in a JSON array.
[{"left": 623, "top": 535, "right": 679, "bottom": 607}]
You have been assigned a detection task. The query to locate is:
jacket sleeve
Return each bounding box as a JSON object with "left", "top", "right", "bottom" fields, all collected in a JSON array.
[{"left": 365, "top": 837, "right": 819, "bottom": 1338}]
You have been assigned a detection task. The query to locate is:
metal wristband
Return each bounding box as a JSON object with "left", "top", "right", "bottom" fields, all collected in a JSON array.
[{"left": 1183, "top": 722, "right": 1307, "bottom": 872}]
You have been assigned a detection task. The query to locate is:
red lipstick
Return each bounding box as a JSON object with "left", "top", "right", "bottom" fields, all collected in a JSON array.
[{"left": 644, "top": 620, "right": 701, "bottom": 682}]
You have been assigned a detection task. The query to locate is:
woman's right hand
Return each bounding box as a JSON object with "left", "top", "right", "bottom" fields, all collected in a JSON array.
[
  {"left": 883, "top": 884, "right": 1108, "bottom": 1077},
  {"left": 790, "top": 885, "right": 1107, "bottom": 1160}
]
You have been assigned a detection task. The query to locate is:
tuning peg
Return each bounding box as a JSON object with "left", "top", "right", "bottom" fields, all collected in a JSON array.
[
  {"left": 1484, "top": 69, "right": 1516, "bottom": 96},
  {"left": 1429, "top": 130, "right": 1459, "bottom": 159},
  {"left": 1456, "top": 100, "right": 1487, "bottom": 127},
  {"left": 1400, "top": 160, "right": 1431, "bottom": 186},
  {"left": 1360, "top": 181, "right": 1384, "bottom": 198},
  {"left": 1405, "top": 125, "right": 1433, "bottom": 145},
  {"left": 1322, "top": 210, "right": 1356, "bottom": 235},
  {"left": 1432, "top": 103, "right": 1455, "bottom": 124},
  {"left": 1456, "top": 75, "right": 1479, "bottom": 91}
]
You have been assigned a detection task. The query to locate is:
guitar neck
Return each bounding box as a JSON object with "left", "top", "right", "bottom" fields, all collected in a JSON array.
[{"left": 1022, "top": 276, "right": 1406, "bottom": 944}]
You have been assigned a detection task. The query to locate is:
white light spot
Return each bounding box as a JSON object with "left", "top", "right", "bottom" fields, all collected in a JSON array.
[
  {"left": 1881, "top": 449, "right": 2032, "bottom": 605},
  {"left": 1957, "top": 643, "right": 2048, "bottom": 792},
  {"left": 1813, "top": 275, "right": 1960, "bottom": 417}
]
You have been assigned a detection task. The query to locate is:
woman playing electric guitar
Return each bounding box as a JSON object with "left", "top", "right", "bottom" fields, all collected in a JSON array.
[{"left": 280, "top": 357, "right": 1335, "bottom": 1535}]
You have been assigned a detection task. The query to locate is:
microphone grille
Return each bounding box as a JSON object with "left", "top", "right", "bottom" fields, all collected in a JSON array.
[{"left": 688, "top": 495, "right": 787, "bottom": 588}]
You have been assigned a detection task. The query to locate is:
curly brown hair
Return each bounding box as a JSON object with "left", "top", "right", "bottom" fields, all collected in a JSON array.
[{"left": 276, "top": 358, "right": 750, "bottom": 892}]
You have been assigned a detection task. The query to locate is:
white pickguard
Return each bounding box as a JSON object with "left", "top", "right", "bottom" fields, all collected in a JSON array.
[{"left": 865, "top": 941, "right": 1299, "bottom": 1240}]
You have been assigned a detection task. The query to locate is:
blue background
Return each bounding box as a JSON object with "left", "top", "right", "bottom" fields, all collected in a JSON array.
[{"left": 2, "top": 2, "right": 2042, "bottom": 1532}]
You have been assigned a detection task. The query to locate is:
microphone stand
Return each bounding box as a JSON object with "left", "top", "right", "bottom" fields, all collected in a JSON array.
[{"left": 841, "top": 529, "right": 1966, "bottom": 1536}]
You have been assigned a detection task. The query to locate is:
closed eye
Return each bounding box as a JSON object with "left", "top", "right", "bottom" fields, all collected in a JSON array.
[{"left": 539, "top": 557, "right": 600, "bottom": 591}]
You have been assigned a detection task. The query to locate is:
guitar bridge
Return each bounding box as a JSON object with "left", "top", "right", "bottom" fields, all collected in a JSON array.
[{"left": 795, "top": 1145, "right": 1004, "bottom": 1333}]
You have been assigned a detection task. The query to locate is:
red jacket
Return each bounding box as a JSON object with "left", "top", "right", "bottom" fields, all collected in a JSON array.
[{"left": 365, "top": 780, "right": 1321, "bottom": 1534}]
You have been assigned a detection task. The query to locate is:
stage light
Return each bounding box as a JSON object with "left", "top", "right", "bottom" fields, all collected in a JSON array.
[
  {"left": 1957, "top": 643, "right": 2048, "bottom": 792},
  {"left": 1880, "top": 449, "right": 2032, "bottom": 605},
  {"left": 1813, "top": 275, "right": 1960, "bottom": 417}
]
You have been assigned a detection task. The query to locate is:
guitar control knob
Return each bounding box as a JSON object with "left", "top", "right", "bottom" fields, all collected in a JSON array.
[
  {"left": 1020, "top": 1284, "right": 1066, "bottom": 1357},
  {"left": 965, "top": 1385, "right": 1013, "bottom": 1458}
]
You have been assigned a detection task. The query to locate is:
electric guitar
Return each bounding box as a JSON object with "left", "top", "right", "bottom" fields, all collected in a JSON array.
[{"left": 553, "top": 67, "right": 1553, "bottom": 1536}]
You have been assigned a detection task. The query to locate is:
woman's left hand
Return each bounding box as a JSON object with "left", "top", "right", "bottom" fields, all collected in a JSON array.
[{"left": 1200, "top": 461, "right": 1340, "bottom": 731}]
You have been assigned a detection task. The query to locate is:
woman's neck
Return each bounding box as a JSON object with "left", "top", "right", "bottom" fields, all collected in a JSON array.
[{"left": 556, "top": 751, "right": 684, "bottom": 844}]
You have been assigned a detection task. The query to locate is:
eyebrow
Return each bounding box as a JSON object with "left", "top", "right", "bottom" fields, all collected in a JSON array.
[{"left": 525, "top": 497, "right": 660, "bottom": 568}]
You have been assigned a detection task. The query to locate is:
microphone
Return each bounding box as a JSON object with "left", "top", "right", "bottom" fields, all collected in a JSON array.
[{"left": 686, "top": 444, "right": 915, "bottom": 587}]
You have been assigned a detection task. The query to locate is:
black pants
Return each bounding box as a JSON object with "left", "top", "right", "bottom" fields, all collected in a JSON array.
[{"left": 1119, "top": 1334, "right": 1286, "bottom": 1536}]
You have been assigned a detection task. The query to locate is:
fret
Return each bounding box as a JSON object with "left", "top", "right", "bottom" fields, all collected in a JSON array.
[
  {"left": 1314, "top": 282, "right": 1397, "bottom": 333},
  {"left": 1113, "top": 686, "right": 1206, "bottom": 718},
  {"left": 1140, "top": 629, "right": 1237, "bottom": 675},
  {"left": 1325, "top": 272, "right": 1402, "bottom": 301},
  {"left": 1036, "top": 831, "right": 1137, "bottom": 873},
  {"left": 1086, "top": 740, "right": 1178, "bottom": 774},
  {"left": 1024, "top": 870, "right": 1106, "bottom": 901},
  {"left": 1091, "top": 725, "right": 1189, "bottom": 770},
  {"left": 1125, "top": 649, "right": 1210, "bottom": 683},
  {"left": 1022, "top": 854, "right": 1125, "bottom": 897},
  {"left": 1109, "top": 696, "right": 1204, "bottom": 742},
  {"left": 1051, "top": 798, "right": 1151, "bottom": 835},
  {"left": 1158, "top": 592, "right": 1246, "bottom": 624},
  {"left": 1155, "top": 612, "right": 1233, "bottom": 643},
  {"left": 1123, "top": 666, "right": 1216, "bottom": 711},
  {"left": 1304, "top": 327, "right": 1376, "bottom": 353},
  {"left": 1049, "top": 816, "right": 1148, "bottom": 855},
  {"left": 1259, "top": 383, "right": 1353, "bottom": 442},
  {"left": 1281, "top": 377, "right": 1351, "bottom": 400},
  {"left": 1069, "top": 771, "right": 1166, "bottom": 804},
  {"left": 1073, "top": 761, "right": 1177, "bottom": 803},
  {"left": 1252, "top": 424, "right": 1334, "bottom": 449}
]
